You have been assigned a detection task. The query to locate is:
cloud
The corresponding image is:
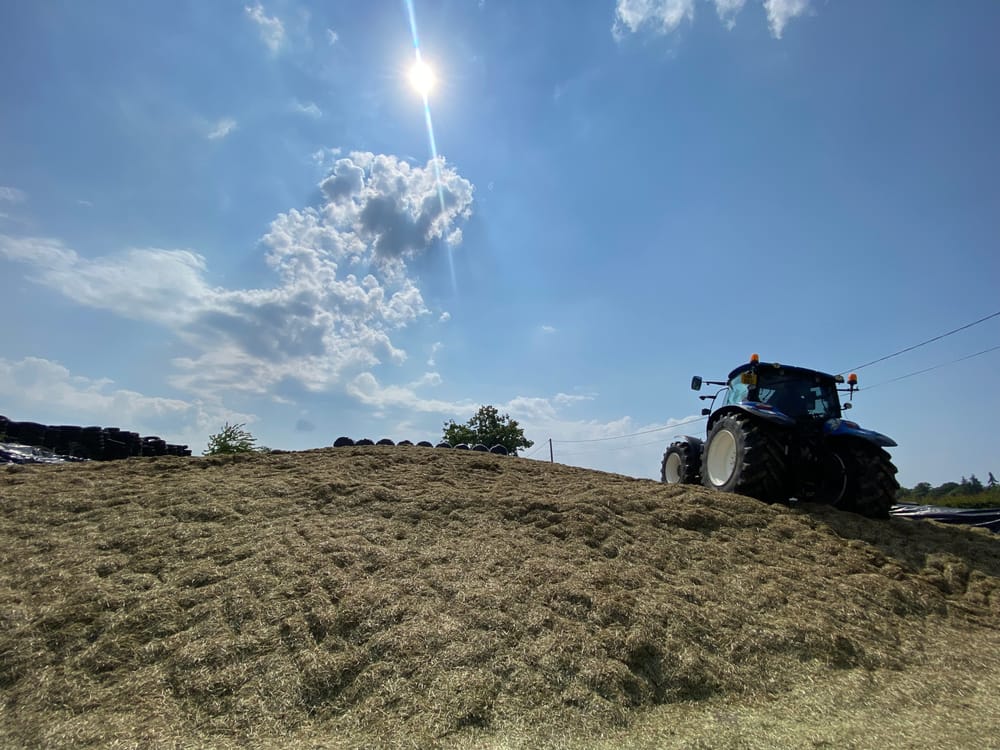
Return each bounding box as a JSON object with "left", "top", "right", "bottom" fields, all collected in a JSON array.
[
  {"left": 763, "top": 0, "right": 809, "bottom": 38},
  {"left": 714, "top": 0, "right": 746, "bottom": 28},
  {"left": 311, "top": 146, "right": 342, "bottom": 166},
  {"left": 540, "top": 325, "right": 557, "bottom": 335},
  {"left": 439, "top": 312, "right": 451, "bottom": 323},
  {"left": 0, "top": 236, "right": 211, "bottom": 325},
  {"left": 613, "top": 0, "right": 695, "bottom": 37},
  {"left": 346, "top": 372, "right": 476, "bottom": 414},
  {"left": 245, "top": 2, "right": 285, "bottom": 52},
  {"left": 326, "top": 28, "right": 339, "bottom": 45},
  {"left": 0, "top": 356, "right": 251, "bottom": 451},
  {"left": 427, "top": 341, "right": 443, "bottom": 367},
  {"left": 293, "top": 100, "right": 322, "bottom": 118},
  {"left": 0, "top": 152, "right": 474, "bottom": 399},
  {"left": 613, "top": 0, "right": 809, "bottom": 38},
  {"left": 207, "top": 118, "right": 237, "bottom": 140},
  {"left": 0, "top": 186, "right": 26, "bottom": 203}
]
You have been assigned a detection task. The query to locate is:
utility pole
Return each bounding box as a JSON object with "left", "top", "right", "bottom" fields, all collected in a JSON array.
[{"left": 549, "top": 438, "right": 553, "bottom": 463}]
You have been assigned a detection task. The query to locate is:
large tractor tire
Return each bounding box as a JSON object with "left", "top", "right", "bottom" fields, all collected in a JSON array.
[
  {"left": 701, "top": 413, "right": 786, "bottom": 502},
  {"left": 660, "top": 442, "right": 701, "bottom": 484},
  {"left": 831, "top": 442, "right": 898, "bottom": 519}
]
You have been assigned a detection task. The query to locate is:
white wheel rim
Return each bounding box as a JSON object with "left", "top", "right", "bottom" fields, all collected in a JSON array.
[
  {"left": 825, "top": 452, "right": 848, "bottom": 505},
  {"left": 664, "top": 452, "right": 682, "bottom": 483},
  {"left": 706, "top": 429, "right": 737, "bottom": 487}
]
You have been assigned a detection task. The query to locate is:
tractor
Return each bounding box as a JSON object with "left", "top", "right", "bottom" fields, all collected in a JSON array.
[{"left": 661, "top": 355, "right": 899, "bottom": 518}]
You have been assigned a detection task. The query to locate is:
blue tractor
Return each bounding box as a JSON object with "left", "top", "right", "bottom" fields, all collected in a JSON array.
[{"left": 661, "top": 355, "right": 898, "bottom": 518}]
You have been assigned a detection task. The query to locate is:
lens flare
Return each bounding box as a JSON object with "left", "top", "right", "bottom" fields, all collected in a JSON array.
[{"left": 404, "top": 0, "right": 455, "bottom": 292}]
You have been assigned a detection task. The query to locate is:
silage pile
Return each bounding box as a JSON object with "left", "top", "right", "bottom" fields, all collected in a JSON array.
[{"left": 1, "top": 446, "right": 998, "bottom": 749}]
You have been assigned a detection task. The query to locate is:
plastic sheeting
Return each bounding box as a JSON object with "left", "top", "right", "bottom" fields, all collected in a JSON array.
[
  {"left": 891, "top": 503, "right": 1000, "bottom": 533},
  {"left": 0, "top": 441, "right": 87, "bottom": 465}
]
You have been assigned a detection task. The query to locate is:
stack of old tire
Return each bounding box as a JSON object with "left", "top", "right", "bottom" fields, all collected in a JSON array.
[
  {"left": 331, "top": 437, "right": 510, "bottom": 455},
  {"left": 0, "top": 414, "right": 191, "bottom": 461}
]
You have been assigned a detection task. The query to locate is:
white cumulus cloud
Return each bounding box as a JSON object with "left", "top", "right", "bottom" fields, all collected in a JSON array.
[{"left": 0, "top": 152, "right": 474, "bottom": 400}]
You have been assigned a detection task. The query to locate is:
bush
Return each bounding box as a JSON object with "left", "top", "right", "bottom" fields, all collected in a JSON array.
[{"left": 205, "top": 422, "right": 263, "bottom": 456}]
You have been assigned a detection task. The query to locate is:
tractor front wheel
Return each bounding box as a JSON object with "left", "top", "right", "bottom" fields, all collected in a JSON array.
[
  {"left": 701, "top": 413, "right": 786, "bottom": 502},
  {"left": 661, "top": 442, "right": 701, "bottom": 484}
]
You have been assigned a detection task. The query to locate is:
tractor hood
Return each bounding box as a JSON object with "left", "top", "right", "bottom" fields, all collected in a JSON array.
[{"left": 823, "top": 418, "right": 897, "bottom": 447}]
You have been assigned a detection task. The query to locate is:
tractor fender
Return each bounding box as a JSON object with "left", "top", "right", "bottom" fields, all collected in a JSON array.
[
  {"left": 706, "top": 404, "right": 795, "bottom": 432},
  {"left": 823, "top": 418, "right": 897, "bottom": 447}
]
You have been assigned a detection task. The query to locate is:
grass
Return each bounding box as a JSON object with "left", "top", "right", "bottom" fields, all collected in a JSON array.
[{"left": 1, "top": 446, "right": 998, "bottom": 748}]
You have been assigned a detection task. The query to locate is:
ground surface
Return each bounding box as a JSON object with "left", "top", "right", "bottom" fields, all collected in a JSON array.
[{"left": 1, "top": 446, "right": 998, "bottom": 749}]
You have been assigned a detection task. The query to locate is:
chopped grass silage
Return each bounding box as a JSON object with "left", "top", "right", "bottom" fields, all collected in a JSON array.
[{"left": 1, "top": 447, "right": 998, "bottom": 749}]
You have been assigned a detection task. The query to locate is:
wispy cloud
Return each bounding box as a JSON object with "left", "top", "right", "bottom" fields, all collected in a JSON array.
[
  {"left": 613, "top": 0, "right": 811, "bottom": 38},
  {"left": 0, "top": 186, "right": 26, "bottom": 203},
  {"left": 540, "top": 325, "right": 557, "bottom": 335},
  {"left": 245, "top": 2, "right": 285, "bottom": 53},
  {"left": 763, "top": 0, "right": 809, "bottom": 38},
  {"left": 326, "top": 28, "right": 339, "bottom": 45},
  {"left": 207, "top": 118, "right": 237, "bottom": 140},
  {"left": 292, "top": 99, "right": 322, "bottom": 118}
]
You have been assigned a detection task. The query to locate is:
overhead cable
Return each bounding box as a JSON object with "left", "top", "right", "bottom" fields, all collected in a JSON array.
[
  {"left": 840, "top": 309, "right": 1000, "bottom": 375},
  {"left": 863, "top": 343, "right": 1000, "bottom": 390},
  {"left": 552, "top": 415, "right": 707, "bottom": 444}
]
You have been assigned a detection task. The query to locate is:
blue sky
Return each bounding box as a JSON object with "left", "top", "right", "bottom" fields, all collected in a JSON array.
[{"left": 1, "top": 0, "right": 998, "bottom": 486}]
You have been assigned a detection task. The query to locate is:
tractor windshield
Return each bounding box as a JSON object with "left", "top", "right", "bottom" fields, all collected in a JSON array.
[{"left": 728, "top": 368, "right": 841, "bottom": 419}]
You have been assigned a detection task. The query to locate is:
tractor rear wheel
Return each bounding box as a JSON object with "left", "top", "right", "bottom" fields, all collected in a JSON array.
[
  {"left": 701, "top": 413, "right": 786, "bottom": 502},
  {"left": 831, "top": 442, "right": 898, "bottom": 519},
  {"left": 661, "top": 442, "right": 701, "bottom": 484}
]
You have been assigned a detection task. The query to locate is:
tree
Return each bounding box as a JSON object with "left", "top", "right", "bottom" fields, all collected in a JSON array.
[
  {"left": 205, "top": 422, "right": 262, "bottom": 455},
  {"left": 967, "top": 474, "right": 983, "bottom": 494},
  {"left": 442, "top": 405, "right": 533, "bottom": 456},
  {"left": 988, "top": 472, "right": 997, "bottom": 488}
]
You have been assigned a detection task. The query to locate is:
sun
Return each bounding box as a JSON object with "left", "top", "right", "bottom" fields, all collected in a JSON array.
[{"left": 408, "top": 59, "right": 436, "bottom": 97}]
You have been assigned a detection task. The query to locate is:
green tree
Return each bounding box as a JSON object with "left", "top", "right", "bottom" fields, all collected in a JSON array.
[
  {"left": 205, "top": 422, "right": 262, "bottom": 455},
  {"left": 911, "top": 482, "right": 932, "bottom": 498},
  {"left": 967, "top": 474, "right": 983, "bottom": 494},
  {"left": 442, "top": 405, "right": 533, "bottom": 456}
]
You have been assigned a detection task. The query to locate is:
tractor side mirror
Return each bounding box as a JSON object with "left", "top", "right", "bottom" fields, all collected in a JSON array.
[
  {"left": 843, "top": 402, "right": 852, "bottom": 410},
  {"left": 701, "top": 408, "right": 711, "bottom": 416},
  {"left": 691, "top": 376, "right": 703, "bottom": 391}
]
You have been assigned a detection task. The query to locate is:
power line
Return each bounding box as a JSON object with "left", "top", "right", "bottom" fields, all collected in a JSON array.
[
  {"left": 863, "top": 343, "right": 1000, "bottom": 390},
  {"left": 521, "top": 442, "right": 547, "bottom": 459},
  {"left": 552, "top": 415, "right": 707, "bottom": 445},
  {"left": 840, "top": 309, "right": 1000, "bottom": 375}
]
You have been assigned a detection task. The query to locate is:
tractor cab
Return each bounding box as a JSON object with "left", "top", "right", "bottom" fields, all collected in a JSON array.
[{"left": 725, "top": 362, "right": 843, "bottom": 421}]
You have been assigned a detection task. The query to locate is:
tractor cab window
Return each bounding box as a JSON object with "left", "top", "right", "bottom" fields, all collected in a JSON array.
[
  {"left": 755, "top": 371, "right": 840, "bottom": 419},
  {"left": 725, "top": 376, "right": 748, "bottom": 406}
]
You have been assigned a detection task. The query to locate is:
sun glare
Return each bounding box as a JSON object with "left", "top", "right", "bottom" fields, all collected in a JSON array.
[{"left": 408, "top": 59, "right": 435, "bottom": 97}]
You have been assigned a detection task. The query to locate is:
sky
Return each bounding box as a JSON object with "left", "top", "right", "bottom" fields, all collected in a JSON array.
[{"left": 1, "top": 0, "right": 999, "bottom": 487}]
